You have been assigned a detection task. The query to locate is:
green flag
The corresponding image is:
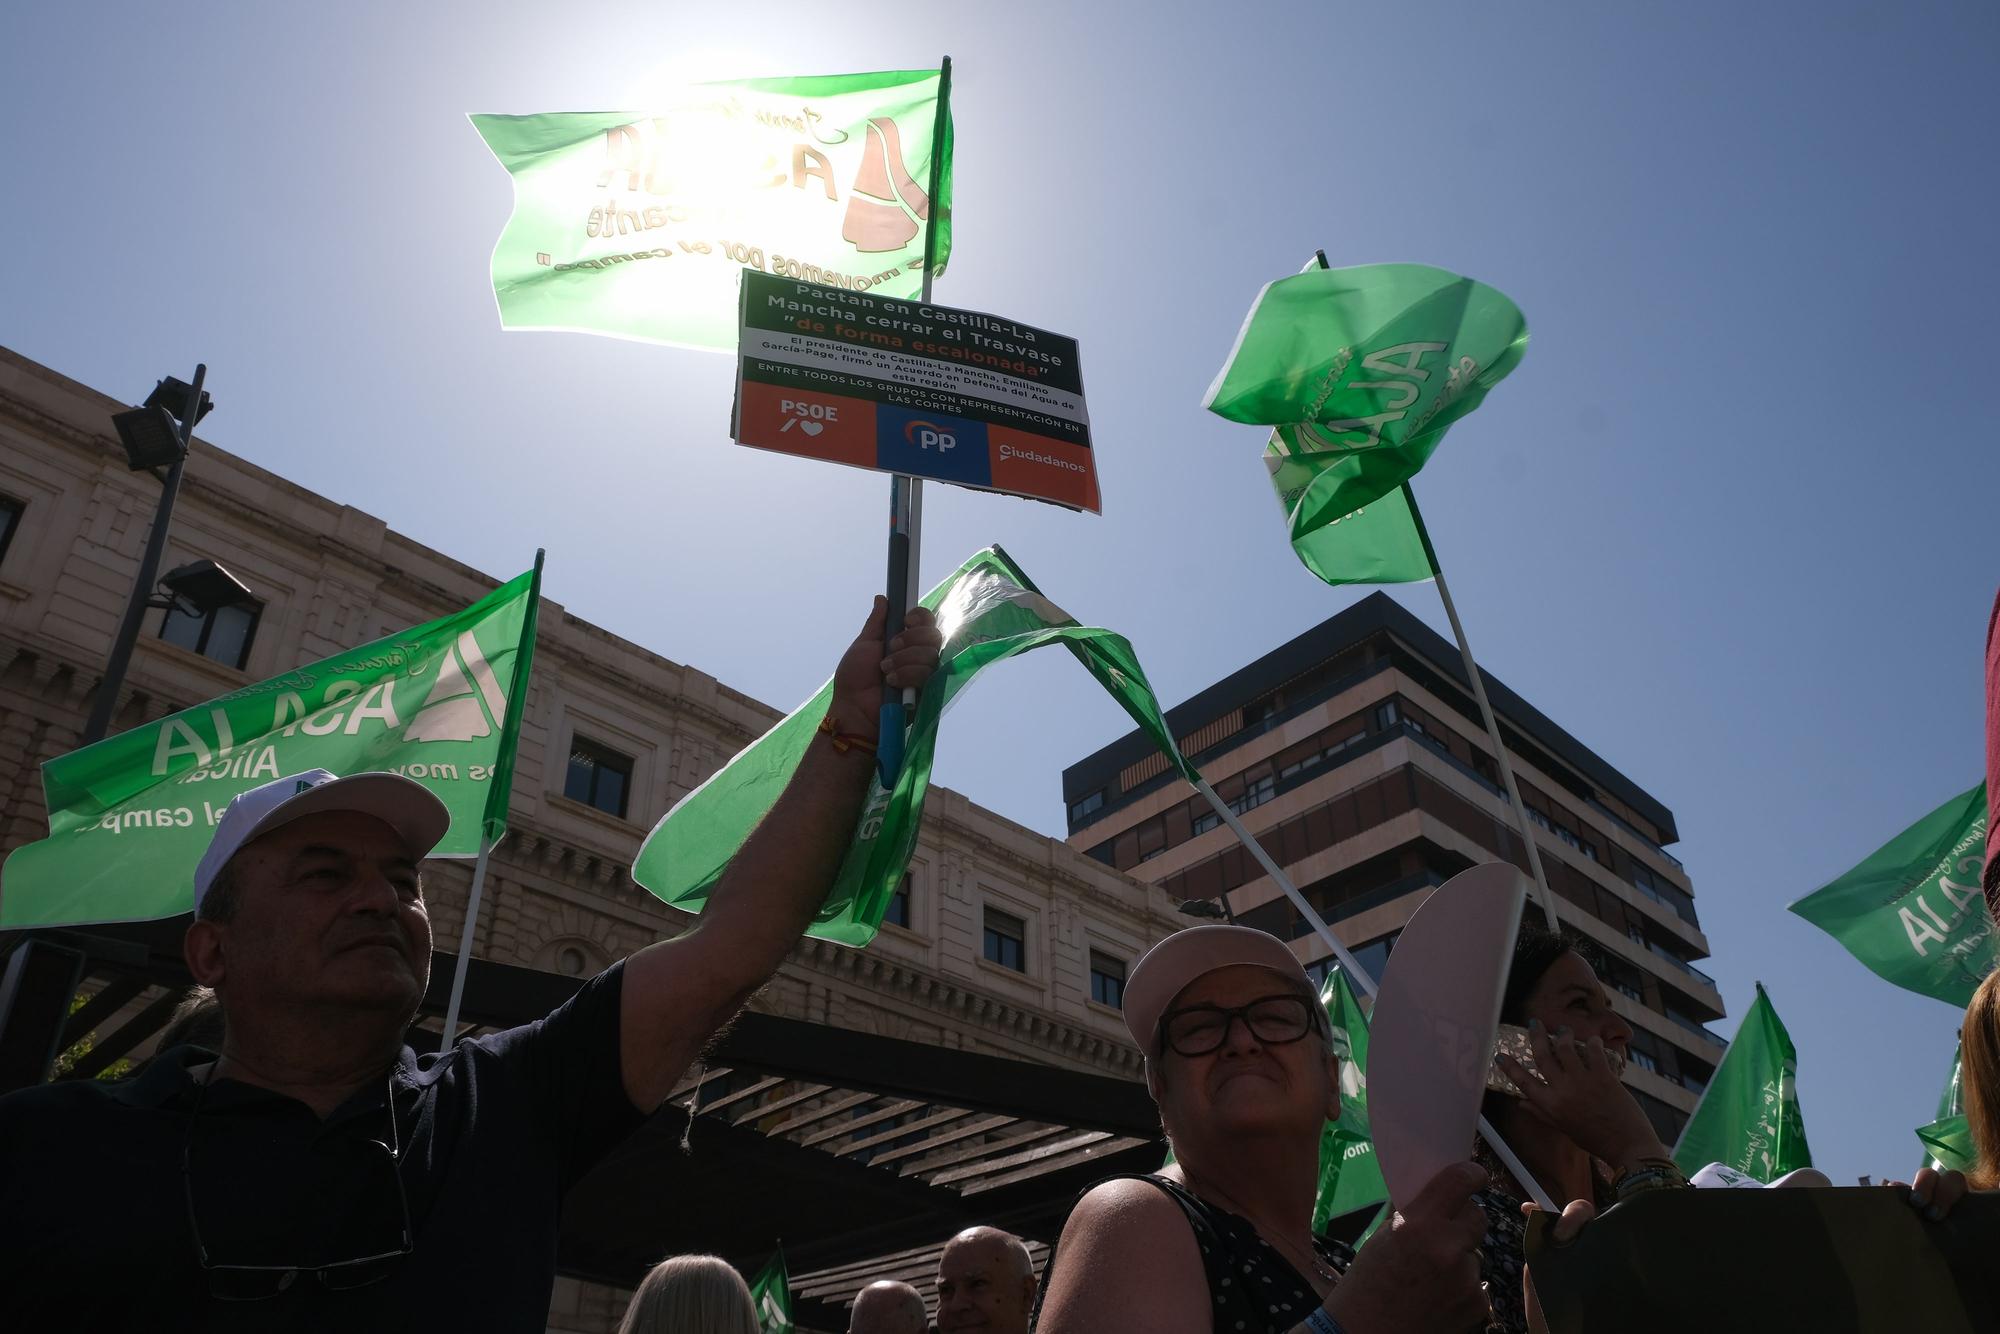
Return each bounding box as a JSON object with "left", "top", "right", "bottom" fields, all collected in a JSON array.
[
  {"left": 1314, "top": 965, "right": 1388, "bottom": 1231},
  {"left": 748, "top": 1249, "right": 793, "bottom": 1333},
  {"left": 1918, "top": 1116, "right": 1975, "bottom": 1176},
  {"left": 1268, "top": 440, "right": 1435, "bottom": 588},
  {"left": 1789, "top": 783, "right": 1993, "bottom": 1007},
  {"left": 1673, "top": 984, "right": 1812, "bottom": 1182},
  {"left": 0, "top": 562, "right": 543, "bottom": 928},
  {"left": 1919, "top": 1044, "right": 1974, "bottom": 1174},
  {"left": 1205, "top": 263, "right": 1527, "bottom": 527},
  {"left": 632, "top": 546, "right": 1195, "bottom": 947},
  {"left": 472, "top": 68, "right": 952, "bottom": 352}
]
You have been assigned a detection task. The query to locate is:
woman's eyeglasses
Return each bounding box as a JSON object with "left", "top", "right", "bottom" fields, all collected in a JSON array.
[
  {"left": 1158, "top": 994, "right": 1321, "bottom": 1058},
  {"left": 180, "top": 1067, "right": 413, "bottom": 1302}
]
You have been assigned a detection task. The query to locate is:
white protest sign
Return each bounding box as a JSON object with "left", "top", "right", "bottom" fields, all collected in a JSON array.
[{"left": 1367, "top": 862, "right": 1528, "bottom": 1207}]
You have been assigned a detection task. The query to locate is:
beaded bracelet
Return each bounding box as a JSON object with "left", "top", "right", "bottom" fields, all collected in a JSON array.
[
  {"left": 816, "top": 713, "right": 878, "bottom": 757},
  {"left": 1610, "top": 1157, "right": 1689, "bottom": 1201}
]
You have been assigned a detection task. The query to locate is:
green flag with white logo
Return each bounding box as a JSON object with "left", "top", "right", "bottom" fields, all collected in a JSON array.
[
  {"left": 1204, "top": 263, "right": 1529, "bottom": 556},
  {"left": 1789, "top": 783, "right": 1994, "bottom": 1007},
  {"left": 749, "top": 1249, "right": 793, "bottom": 1333},
  {"left": 1673, "top": 984, "right": 1812, "bottom": 1182},
  {"left": 1314, "top": 965, "right": 1388, "bottom": 1231},
  {"left": 631, "top": 546, "right": 1196, "bottom": 946},
  {"left": 0, "top": 560, "right": 542, "bottom": 928},
  {"left": 472, "top": 68, "right": 952, "bottom": 352},
  {"left": 1918, "top": 1044, "right": 1973, "bottom": 1174},
  {"left": 1268, "top": 438, "right": 1435, "bottom": 588}
]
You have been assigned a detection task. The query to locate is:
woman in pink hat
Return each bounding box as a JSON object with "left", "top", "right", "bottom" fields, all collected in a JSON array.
[{"left": 1032, "top": 925, "right": 1592, "bottom": 1334}]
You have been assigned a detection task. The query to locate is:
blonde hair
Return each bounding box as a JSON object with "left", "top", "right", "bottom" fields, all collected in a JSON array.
[
  {"left": 617, "top": 1254, "right": 760, "bottom": 1334},
  {"left": 1963, "top": 971, "right": 2000, "bottom": 1190}
]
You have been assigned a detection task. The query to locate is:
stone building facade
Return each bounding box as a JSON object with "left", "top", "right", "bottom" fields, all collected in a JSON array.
[{"left": 0, "top": 347, "right": 1183, "bottom": 1330}]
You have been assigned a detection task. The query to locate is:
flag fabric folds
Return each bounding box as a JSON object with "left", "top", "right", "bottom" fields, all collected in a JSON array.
[
  {"left": 1789, "top": 783, "right": 1994, "bottom": 1007},
  {"left": 1920, "top": 1044, "right": 1973, "bottom": 1174},
  {"left": 1672, "top": 984, "right": 1812, "bottom": 1182},
  {"left": 1205, "top": 263, "right": 1526, "bottom": 586},
  {"left": 472, "top": 69, "right": 952, "bottom": 352},
  {"left": 1267, "top": 439, "right": 1435, "bottom": 587},
  {"left": 748, "top": 1249, "right": 794, "bottom": 1333},
  {"left": 1314, "top": 965, "right": 1388, "bottom": 1231},
  {"left": 630, "top": 546, "right": 1196, "bottom": 947},
  {"left": 0, "top": 563, "right": 543, "bottom": 929}
]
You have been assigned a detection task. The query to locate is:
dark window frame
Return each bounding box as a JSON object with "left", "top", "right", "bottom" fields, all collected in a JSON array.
[
  {"left": 983, "top": 906, "right": 1027, "bottom": 973},
  {"left": 0, "top": 494, "right": 23, "bottom": 568},
  {"left": 884, "top": 874, "right": 913, "bottom": 930},
  {"left": 1089, "top": 950, "right": 1126, "bottom": 1009},
  {"left": 564, "top": 735, "right": 634, "bottom": 819},
  {"left": 159, "top": 595, "right": 262, "bottom": 670}
]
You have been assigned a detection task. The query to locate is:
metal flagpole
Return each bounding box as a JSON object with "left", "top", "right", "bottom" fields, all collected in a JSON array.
[
  {"left": 436, "top": 549, "right": 545, "bottom": 1054},
  {"left": 876, "top": 55, "right": 952, "bottom": 787},
  {"left": 437, "top": 836, "right": 494, "bottom": 1050},
  {"left": 1300, "top": 248, "right": 1558, "bottom": 931},
  {"left": 1398, "top": 480, "right": 1561, "bottom": 931},
  {"left": 1189, "top": 776, "right": 1557, "bottom": 1211}
]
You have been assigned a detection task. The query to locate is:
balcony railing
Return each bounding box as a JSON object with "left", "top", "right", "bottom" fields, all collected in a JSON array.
[
  {"left": 1644, "top": 939, "right": 1717, "bottom": 989},
  {"left": 1662, "top": 1010, "right": 1726, "bottom": 1049}
]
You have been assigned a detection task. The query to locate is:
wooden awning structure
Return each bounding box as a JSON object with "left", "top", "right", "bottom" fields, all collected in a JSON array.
[{"left": 1, "top": 925, "right": 1161, "bottom": 1330}]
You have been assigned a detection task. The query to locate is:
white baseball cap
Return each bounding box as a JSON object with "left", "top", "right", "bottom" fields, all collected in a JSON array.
[
  {"left": 192, "top": 769, "right": 452, "bottom": 912},
  {"left": 1123, "top": 924, "right": 1316, "bottom": 1054},
  {"left": 1690, "top": 1162, "right": 1833, "bottom": 1190}
]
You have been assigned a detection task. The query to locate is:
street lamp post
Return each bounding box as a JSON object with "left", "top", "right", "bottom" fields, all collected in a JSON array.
[{"left": 81, "top": 365, "right": 212, "bottom": 745}]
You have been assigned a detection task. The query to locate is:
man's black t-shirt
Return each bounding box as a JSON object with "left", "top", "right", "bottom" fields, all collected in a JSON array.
[{"left": 0, "top": 961, "right": 646, "bottom": 1332}]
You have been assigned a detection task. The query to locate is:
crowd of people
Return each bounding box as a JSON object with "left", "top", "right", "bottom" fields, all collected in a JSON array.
[{"left": 0, "top": 594, "right": 1985, "bottom": 1334}]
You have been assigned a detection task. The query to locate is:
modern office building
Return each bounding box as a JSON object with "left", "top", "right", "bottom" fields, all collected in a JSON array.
[{"left": 1062, "top": 595, "right": 1724, "bottom": 1143}]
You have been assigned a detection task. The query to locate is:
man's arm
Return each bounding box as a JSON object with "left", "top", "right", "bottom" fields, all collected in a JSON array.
[{"left": 617, "top": 597, "right": 943, "bottom": 1112}]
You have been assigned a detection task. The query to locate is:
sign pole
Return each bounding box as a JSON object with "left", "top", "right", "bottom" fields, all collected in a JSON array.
[{"left": 876, "top": 55, "right": 951, "bottom": 787}]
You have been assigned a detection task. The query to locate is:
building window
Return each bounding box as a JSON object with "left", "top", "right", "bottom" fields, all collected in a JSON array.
[
  {"left": 983, "top": 907, "right": 1026, "bottom": 973},
  {"left": 1191, "top": 810, "right": 1221, "bottom": 836},
  {"left": 1630, "top": 1048, "right": 1659, "bottom": 1075},
  {"left": 159, "top": 595, "right": 261, "bottom": 670},
  {"left": 1244, "top": 696, "right": 1278, "bottom": 728},
  {"left": 1373, "top": 699, "right": 1400, "bottom": 731},
  {"left": 1229, "top": 773, "right": 1275, "bottom": 814},
  {"left": 884, "top": 874, "right": 912, "bottom": 929},
  {"left": 0, "top": 495, "right": 22, "bottom": 568},
  {"left": 1089, "top": 951, "right": 1126, "bottom": 1009},
  {"left": 564, "top": 737, "right": 632, "bottom": 818},
  {"left": 1068, "top": 788, "right": 1105, "bottom": 823}
]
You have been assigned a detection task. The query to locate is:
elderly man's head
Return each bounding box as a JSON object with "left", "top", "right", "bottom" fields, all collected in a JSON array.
[
  {"left": 849, "top": 1279, "right": 928, "bottom": 1334},
  {"left": 182, "top": 772, "right": 448, "bottom": 1033},
  {"left": 935, "top": 1227, "right": 1034, "bottom": 1334}
]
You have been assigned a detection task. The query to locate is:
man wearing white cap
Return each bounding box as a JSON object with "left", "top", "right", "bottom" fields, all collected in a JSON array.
[
  {"left": 1033, "top": 924, "right": 1595, "bottom": 1334},
  {"left": 0, "top": 598, "right": 941, "bottom": 1334}
]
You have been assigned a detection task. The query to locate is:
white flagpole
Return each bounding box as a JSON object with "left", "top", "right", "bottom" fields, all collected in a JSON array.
[
  {"left": 1398, "top": 480, "right": 1561, "bottom": 932},
  {"left": 1191, "top": 776, "right": 1559, "bottom": 1212},
  {"left": 437, "top": 835, "right": 494, "bottom": 1052}
]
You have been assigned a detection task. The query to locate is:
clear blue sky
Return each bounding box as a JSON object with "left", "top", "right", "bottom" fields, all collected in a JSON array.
[{"left": 4, "top": 1, "right": 1995, "bottom": 1184}]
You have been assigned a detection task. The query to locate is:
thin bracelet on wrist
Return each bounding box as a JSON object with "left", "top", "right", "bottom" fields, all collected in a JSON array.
[{"left": 816, "top": 714, "right": 878, "bottom": 757}]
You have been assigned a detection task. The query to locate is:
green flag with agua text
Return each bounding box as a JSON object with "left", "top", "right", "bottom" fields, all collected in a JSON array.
[
  {"left": 1789, "top": 783, "right": 1994, "bottom": 1007},
  {"left": 472, "top": 68, "right": 952, "bottom": 352},
  {"left": 0, "top": 564, "right": 541, "bottom": 928}
]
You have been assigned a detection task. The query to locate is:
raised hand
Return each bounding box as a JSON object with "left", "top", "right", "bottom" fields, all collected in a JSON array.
[
  {"left": 827, "top": 598, "right": 943, "bottom": 737},
  {"left": 1496, "top": 1019, "right": 1667, "bottom": 1170},
  {"left": 1324, "top": 1160, "right": 1491, "bottom": 1334}
]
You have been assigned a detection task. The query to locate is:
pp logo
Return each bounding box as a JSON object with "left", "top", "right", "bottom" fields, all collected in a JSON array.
[
  {"left": 903, "top": 420, "right": 956, "bottom": 451},
  {"left": 778, "top": 399, "right": 838, "bottom": 437}
]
